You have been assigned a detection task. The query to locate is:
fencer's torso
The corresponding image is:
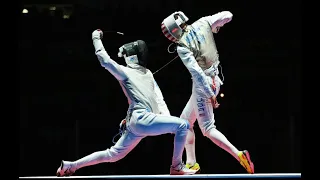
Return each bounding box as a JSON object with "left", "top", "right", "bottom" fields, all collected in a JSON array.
[
  {"left": 119, "top": 65, "right": 160, "bottom": 114},
  {"left": 178, "top": 18, "right": 220, "bottom": 71}
]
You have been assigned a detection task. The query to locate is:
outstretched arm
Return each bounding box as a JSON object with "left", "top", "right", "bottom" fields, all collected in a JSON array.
[
  {"left": 153, "top": 79, "right": 171, "bottom": 116},
  {"left": 202, "top": 11, "right": 233, "bottom": 32},
  {"left": 92, "top": 30, "right": 127, "bottom": 81}
]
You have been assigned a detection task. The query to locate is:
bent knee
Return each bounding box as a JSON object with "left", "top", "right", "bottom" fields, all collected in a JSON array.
[
  {"left": 202, "top": 126, "right": 217, "bottom": 137},
  {"left": 178, "top": 119, "right": 190, "bottom": 131},
  {"left": 105, "top": 147, "right": 129, "bottom": 162}
]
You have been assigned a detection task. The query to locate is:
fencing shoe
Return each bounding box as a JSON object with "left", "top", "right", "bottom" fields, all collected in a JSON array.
[
  {"left": 186, "top": 162, "right": 200, "bottom": 173},
  {"left": 238, "top": 150, "right": 254, "bottom": 174},
  {"left": 170, "top": 162, "right": 197, "bottom": 175},
  {"left": 56, "top": 160, "right": 76, "bottom": 177}
]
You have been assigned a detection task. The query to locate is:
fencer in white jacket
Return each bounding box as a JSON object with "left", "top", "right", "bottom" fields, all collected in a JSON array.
[
  {"left": 56, "top": 30, "right": 197, "bottom": 176},
  {"left": 161, "top": 11, "right": 254, "bottom": 174}
]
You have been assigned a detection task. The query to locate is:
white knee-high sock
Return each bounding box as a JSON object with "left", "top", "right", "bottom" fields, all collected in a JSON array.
[
  {"left": 72, "top": 148, "right": 126, "bottom": 171},
  {"left": 185, "top": 128, "right": 197, "bottom": 165},
  {"left": 207, "top": 128, "right": 240, "bottom": 161},
  {"left": 172, "top": 123, "right": 189, "bottom": 167}
]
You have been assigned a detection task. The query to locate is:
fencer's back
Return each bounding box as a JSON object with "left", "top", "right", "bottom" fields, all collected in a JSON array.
[
  {"left": 119, "top": 66, "right": 160, "bottom": 114},
  {"left": 179, "top": 18, "right": 220, "bottom": 70}
]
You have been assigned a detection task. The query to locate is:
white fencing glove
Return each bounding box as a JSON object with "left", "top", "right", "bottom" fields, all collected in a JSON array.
[{"left": 92, "top": 29, "right": 103, "bottom": 40}]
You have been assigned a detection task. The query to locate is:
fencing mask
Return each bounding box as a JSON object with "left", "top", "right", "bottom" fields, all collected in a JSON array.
[
  {"left": 118, "top": 40, "right": 148, "bottom": 67},
  {"left": 161, "top": 11, "right": 189, "bottom": 42}
]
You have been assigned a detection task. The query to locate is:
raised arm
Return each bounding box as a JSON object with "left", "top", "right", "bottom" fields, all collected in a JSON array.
[
  {"left": 92, "top": 30, "right": 127, "bottom": 81},
  {"left": 202, "top": 11, "right": 233, "bottom": 32},
  {"left": 153, "top": 79, "right": 171, "bottom": 116}
]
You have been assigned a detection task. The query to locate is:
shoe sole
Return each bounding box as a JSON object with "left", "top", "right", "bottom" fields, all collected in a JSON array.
[
  {"left": 188, "top": 167, "right": 201, "bottom": 174},
  {"left": 190, "top": 167, "right": 200, "bottom": 174},
  {"left": 244, "top": 150, "right": 254, "bottom": 174},
  {"left": 186, "top": 168, "right": 200, "bottom": 174},
  {"left": 170, "top": 169, "right": 197, "bottom": 175},
  {"left": 170, "top": 173, "right": 196, "bottom": 175},
  {"left": 239, "top": 150, "right": 254, "bottom": 174}
]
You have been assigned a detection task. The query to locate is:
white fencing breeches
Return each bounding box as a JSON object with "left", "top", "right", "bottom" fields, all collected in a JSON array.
[
  {"left": 181, "top": 76, "right": 222, "bottom": 135},
  {"left": 180, "top": 76, "right": 240, "bottom": 164},
  {"left": 72, "top": 108, "right": 189, "bottom": 170}
]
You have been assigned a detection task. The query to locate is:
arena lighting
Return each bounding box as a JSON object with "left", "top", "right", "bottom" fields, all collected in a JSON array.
[
  {"left": 22, "top": 4, "right": 74, "bottom": 19},
  {"left": 63, "top": 14, "right": 70, "bottom": 19},
  {"left": 22, "top": 9, "right": 28, "bottom": 13},
  {"left": 49, "top": 6, "right": 56, "bottom": 10},
  {"left": 22, "top": 4, "right": 73, "bottom": 13}
]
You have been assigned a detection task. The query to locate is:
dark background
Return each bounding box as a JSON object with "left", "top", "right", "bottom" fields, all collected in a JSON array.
[{"left": 19, "top": 0, "right": 301, "bottom": 177}]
